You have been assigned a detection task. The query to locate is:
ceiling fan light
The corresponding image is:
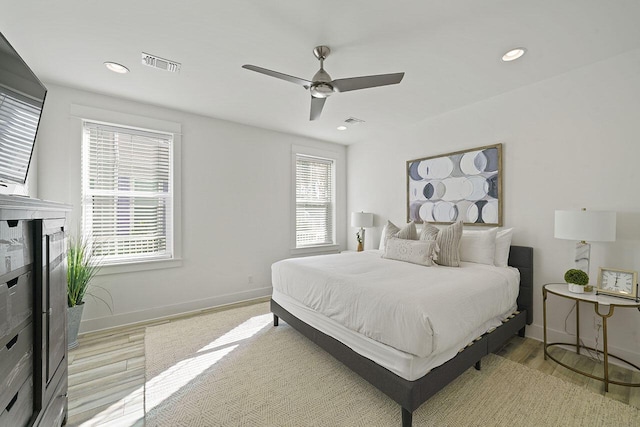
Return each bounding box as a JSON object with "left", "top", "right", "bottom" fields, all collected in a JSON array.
[
  {"left": 502, "top": 48, "right": 526, "bottom": 62},
  {"left": 310, "top": 83, "right": 334, "bottom": 98},
  {"left": 337, "top": 125, "right": 347, "bottom": 131}
]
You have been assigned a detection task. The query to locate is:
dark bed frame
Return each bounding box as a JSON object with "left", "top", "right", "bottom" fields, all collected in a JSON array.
[{"left": 271, "top": 245, "right": 533, "bottom": 427}]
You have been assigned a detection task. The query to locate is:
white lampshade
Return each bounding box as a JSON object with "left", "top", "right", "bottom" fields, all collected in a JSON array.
[
  {"left": 554, "top": 210, "right": 616, "bottom": 242},
  {"left": 351, "top": 212, "right": 373, "bottom": 228}
]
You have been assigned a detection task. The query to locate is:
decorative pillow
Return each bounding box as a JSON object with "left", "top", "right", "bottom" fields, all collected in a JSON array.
[
  {"left": 420, "top": 223, "right": 439, "bottom": 241},
  {"left": 379, "top": 221, "right": 400, "bottom": 250},
  {"left": 379, "top": 220, "right": 418, "bottom": 250},
  {"left": 383, "top": 237, "right": 437, "bottom": 266},
  {"left": 459, "top": 228, "right": 498, "bottom": 265},
  {"left": 420, "top": 222, "right": 439, "bottom": 241},
  {"left": 394, "top": 221, "right": 418, "bottom": 240},
  {"left": 494, "top": 228, "right": 514, "bottom": 268},
  {"left": 421, "top": 221, "right": 463, "bottom": 267}
]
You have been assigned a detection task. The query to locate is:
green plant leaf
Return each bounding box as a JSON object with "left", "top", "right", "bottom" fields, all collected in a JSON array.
[
  {"left": 67, "top": 234, "right": 111, "bottom": 312},
  {"left": 564, "top": 269, "right": 589, "bottom": 286}
]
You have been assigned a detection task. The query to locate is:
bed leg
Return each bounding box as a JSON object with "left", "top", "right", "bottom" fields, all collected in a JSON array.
[
  {"left": 401, "top": 407, "right": 413, "bottom": 427},
  {"left": 273, "top": 314, "right": 279, "bottom": 327},
  {"left": 518, "top": 326, "right": 526, "bottom": 338},
  {"left": 475, "top": 360, "right": 482, "bottom": 371}
]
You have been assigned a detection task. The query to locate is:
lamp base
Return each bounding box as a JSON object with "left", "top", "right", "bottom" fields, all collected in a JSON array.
[
  {"left": 356, "top": 228, "right": 366, "bottom": 251},
  {"left": 575, "top": 241, "right": 590, "bottom": 275}
]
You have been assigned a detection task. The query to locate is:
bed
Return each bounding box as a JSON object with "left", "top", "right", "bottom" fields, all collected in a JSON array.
[{"left": 270, "top": 245, "right": 533, "bottom": 427}]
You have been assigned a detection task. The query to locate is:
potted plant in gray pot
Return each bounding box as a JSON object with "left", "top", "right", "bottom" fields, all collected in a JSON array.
[{"left": 67, "top": 235, "right": 110, "bottom": 349}]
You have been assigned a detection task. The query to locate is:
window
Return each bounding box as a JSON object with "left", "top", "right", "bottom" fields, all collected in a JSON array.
[
  {"left": 82, "top": 121, "right": 174, "bottom": 265},
  {"left": 295, "top": 153, "right": 335, "bottom": 248}
]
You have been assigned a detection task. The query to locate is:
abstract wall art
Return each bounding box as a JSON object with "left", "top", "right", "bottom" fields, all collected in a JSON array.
[{"left": 406, "top": 143, "right": 502, "bottom": 225}]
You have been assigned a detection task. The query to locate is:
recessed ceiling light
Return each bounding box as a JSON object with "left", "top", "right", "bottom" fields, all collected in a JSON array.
[
  {"left": 337, "top": 125, "right": 347, "bottom": 131},
  {"left": 502, "top": 48, "right": 526, "bottom": 62},
  {"left": 104, "top": 62, "right": 130, "bottom": 73}
]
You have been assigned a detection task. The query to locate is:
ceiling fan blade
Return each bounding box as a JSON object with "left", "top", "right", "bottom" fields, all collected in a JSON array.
[
  {"left": 332, "top": 72, "right": 405, "bottom": 93},
  {"left": 310, "top": 96, "right": 326, "bottom": 121},
  {"left": 242, "top": 64, "right": 312, "bottom": 88}
]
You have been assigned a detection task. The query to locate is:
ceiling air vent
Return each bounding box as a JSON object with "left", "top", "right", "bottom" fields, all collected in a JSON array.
[
  {"left": 141, "top": 52, "right": 181, "bottom": 73},
  {"left": 344, "top": 117, "right": 365, "bottom": 125}
]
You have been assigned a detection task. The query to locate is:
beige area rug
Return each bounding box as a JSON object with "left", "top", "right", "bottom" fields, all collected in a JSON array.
[{"left": 144, "top": 302, "right": 640, "bottom": 426}]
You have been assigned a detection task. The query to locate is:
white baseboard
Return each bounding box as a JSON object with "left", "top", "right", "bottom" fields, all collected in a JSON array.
[
  {"left": 524, "top": 322, "right": 640, "bottom": 369},
  {"left": 79, "top": 286, "right": 273, "bottom": 334}
]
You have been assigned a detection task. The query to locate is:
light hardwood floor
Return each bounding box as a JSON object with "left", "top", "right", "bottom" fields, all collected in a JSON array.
[{"left": 66, "top": 302, "right": 640, "bottom": 426}]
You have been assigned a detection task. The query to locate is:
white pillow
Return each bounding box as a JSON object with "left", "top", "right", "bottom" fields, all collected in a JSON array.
[
  {"left": 459, "top": 228, "right": 498, "bottom": 265},
  {"left": 494, "top": 228, "right": 514, "bottom": 267},
  {"left": 379, "top": 226, "right": 386, "bottom": 250},
  {"left": 383, "top": 237, "right": 437, "bottom": 266}
]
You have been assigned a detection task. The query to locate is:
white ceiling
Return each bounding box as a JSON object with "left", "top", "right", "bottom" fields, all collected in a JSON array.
[{"left": 2, "top": 0, "right": 639, "bottom": 145}]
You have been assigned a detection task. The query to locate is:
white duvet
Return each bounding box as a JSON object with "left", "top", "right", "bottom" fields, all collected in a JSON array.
[{"left": 272, "top": 250, "right": 520, "bottom": 358}]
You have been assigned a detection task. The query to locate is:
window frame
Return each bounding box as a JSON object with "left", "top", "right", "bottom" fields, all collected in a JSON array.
[
  {"left": 291, "top": 145, "right": 338, "bottom": 255},
  {"left": 72, "top": 104, "right": 182, "bottom": 275}
]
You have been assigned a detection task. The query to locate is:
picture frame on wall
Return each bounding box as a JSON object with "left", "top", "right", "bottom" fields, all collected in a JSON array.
[{"left": 406, "top": 143, "right": 502, "bottom": 225}]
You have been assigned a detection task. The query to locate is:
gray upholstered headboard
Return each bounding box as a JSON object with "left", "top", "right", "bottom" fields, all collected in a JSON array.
[{"left": 508, "top": 245, "right": 534, "bottom": 325}]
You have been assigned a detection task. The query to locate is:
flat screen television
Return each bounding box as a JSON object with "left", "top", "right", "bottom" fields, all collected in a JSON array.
[{"left": 0, "top": 31, "right": 47, "bottom": 187}]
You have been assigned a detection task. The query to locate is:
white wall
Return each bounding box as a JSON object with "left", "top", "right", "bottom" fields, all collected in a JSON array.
[
  {"left": 36, "top": 84, "right": 347, "bottom": 332},
  {"left": 347, "top": 49, "right": 640, "bottom": 366}
]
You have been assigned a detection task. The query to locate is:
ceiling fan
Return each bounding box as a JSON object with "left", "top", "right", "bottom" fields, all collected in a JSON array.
[{"left": 242, "top": 46, "right": 404, "bottom": 121}]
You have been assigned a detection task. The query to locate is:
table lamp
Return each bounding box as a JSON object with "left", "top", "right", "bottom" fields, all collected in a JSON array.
[
  {"left": 351, "top": 212, "right": 373, "bottom": 251},
  {"left": 554, "top": 208, "right": 616, "bottom": 275}
]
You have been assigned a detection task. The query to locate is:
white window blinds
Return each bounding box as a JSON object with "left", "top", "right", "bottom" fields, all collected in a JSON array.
[
  {"left": 295, "top": 154, "right": 335, "bottom": 247},
  {"left": 82, "top": 121, "right": 173, "bottom": 264},
  {"left": 0, "top": 87, "right": 41, "bottom": 184}
]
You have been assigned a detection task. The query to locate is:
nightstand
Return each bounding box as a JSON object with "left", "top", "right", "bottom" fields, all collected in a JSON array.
[{"left": 543, "top": 283, "right": 640, "bottom": 391}]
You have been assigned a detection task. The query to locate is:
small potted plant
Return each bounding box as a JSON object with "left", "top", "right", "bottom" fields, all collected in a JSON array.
[
  {"left": 564, "top": 269, "right": 591, "bottom": 293},
  {"left": 67, "top": 235, "right": 111, "bottom": 349}
]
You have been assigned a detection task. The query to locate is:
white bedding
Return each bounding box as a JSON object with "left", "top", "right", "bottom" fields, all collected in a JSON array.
[
  {"left": 271, "top": 250, "right": 520, "bottom": 359},
  {"left": 272, "top": 290, "right": 511, "bottom": 380}
]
